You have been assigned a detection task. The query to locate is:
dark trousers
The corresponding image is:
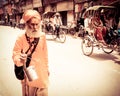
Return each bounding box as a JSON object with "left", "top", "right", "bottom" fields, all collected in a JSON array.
[{"left": 55, "top": 25, "right": 60, "bottom": 37}]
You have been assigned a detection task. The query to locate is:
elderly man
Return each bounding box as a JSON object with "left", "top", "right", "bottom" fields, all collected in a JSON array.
[{"left": 12, "top": 9, "right": 49, "bottom": 96}]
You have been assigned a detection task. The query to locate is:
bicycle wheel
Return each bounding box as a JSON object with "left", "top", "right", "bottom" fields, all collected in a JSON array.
[
  {"left": 58, "top": 29, "right": 66, "bottom": 43},
  {"left": 49, "top": 26, "right": 54, "bottom": 34},
  {"left": 81, "top": 36, "right": 93, "bottom": 56},
  {"left": 102, "top": 39, "right": 115, "bottom": 54},
  {"left": 52, "top": 30, "right": 57, "bottom": 40}
]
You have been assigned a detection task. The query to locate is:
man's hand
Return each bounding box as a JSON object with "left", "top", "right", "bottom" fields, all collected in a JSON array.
[{"left": 20, "top": 53, "right": 27, "bottom": 63}]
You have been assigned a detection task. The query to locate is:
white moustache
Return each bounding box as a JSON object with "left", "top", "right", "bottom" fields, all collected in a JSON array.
[{"left": 26, "top": 28, "right": 41, "bottom": 38}]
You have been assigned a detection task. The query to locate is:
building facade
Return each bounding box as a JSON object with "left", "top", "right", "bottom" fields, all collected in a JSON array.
[{"left": 0, "top": 0, "right": 119, "bottom": 26}]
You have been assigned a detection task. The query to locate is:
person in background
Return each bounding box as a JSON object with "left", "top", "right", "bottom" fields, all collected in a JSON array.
[
  {"left": 84, "top": 13, "right": 94, "bottom": 35},
  {"left": 12, "top": 9, "right": 49, "bottom": 96},
  {"left": 53, "top": 12, "right": 63, "bottom": 37},
  {"left": 91, "top": 12, "right": 107, "bottom": 45},
  {"left": 105, "top": 14, "right": 117, "bottom": 31},
  {"left": 117, "top": 18, "right": 120, "bottom": 54}
]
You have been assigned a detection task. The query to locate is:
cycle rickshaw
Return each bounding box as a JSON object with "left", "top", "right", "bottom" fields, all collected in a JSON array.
[
  {"left": 81, "top": 5, "right": 120, "bottom": 56},
  {"left": 42, "top": 11, "right": 66, "bottom": 43}
]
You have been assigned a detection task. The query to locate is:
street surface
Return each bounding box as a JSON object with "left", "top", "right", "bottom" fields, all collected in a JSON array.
[{"left": 0, "top": 26, "right": 120, "bottom": 96}]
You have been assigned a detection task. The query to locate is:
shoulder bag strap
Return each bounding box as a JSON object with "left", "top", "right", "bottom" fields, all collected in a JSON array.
[
  {"left": 25, "top": 34, "right": 40, "bottom": 67},
  {"left": 30, "top": 38, "right": 39, "bottom": 55}
]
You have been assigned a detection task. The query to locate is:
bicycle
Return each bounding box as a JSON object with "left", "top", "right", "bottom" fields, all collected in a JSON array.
[
  {"left": 67, "top": 21, "right": 85, "bottom": 38},
  {"left": 52, "top": 25, "right": 66, "bottom": 43}
]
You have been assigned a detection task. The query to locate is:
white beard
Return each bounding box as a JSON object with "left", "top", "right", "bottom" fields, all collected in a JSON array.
[{"left": 25, "top": 26, "right": 41, "bottom": 38}]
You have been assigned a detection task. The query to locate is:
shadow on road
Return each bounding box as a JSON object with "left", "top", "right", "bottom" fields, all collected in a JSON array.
[{"left": 90, "top": 53, "right": 120, "bottom": 65}]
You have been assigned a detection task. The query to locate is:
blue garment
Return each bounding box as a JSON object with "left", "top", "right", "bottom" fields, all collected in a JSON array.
[{"left": 118, "top": 28, "right": 120, "bottom": 37}]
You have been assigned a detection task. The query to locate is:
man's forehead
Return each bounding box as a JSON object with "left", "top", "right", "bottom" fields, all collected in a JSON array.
[{"left": 29, "top": 17, "right": 40, "bottom": 23}]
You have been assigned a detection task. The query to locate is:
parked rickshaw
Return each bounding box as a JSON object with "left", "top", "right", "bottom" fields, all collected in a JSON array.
[
  {"left": 81, "top": 5, "right": 120, "bottom": 56},
  {"left": 67, "top": 20, "right": 85, "bottom": 38},
  {"left": 42, "top": 11, "right": 55, "bottom": 33},
  {"left": 42, "top": 11, "right": 66, "bottom": 43}
]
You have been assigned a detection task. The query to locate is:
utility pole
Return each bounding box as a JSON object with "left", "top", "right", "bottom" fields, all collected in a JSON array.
[{"left": 73, "top": 0, "right": 75, "bottom": 20}]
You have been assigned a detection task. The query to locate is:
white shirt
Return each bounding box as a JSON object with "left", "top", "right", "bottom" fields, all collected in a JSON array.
[{"left": 53, "top": 16, "right": 62, "bottom": 26}]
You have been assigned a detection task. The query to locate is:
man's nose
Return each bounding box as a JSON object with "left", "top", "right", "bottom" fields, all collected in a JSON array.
[{"left": 33, "top": 24, "right": 38, "bottom": 29}]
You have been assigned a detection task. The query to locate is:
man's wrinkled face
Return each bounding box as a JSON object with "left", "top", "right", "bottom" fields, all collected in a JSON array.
[{"left": 27, "top": 17, "right": 40, "bottom": 32}]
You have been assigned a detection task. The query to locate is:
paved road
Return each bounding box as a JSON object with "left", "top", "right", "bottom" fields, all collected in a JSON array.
[{"left": 0, "top": 26, "right": 120, "bottom": 96}]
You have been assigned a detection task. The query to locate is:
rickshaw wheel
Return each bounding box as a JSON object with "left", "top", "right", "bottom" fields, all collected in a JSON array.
[
  {"left": 102, "top": 39, "right": 115, "bottom": 54},
  {"left": 49, "top": 26, "right": 54, "bottom": 34},
  {"left": 59, "top": 29, "right": 66, "bottom": 43},
  {"left": 52, "top": 29, "right": 66, "bottom": 43},
  {"left": 52, "top": 30, "right": 57, "bottom": 39},
  {"left": 81, "top": 36, "right": 93, "bottom": 56}
]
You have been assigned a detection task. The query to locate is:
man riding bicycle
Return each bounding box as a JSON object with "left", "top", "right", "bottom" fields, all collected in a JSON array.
[{"left": 53, "top": 12, "right": 63, "bottom": 37}]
